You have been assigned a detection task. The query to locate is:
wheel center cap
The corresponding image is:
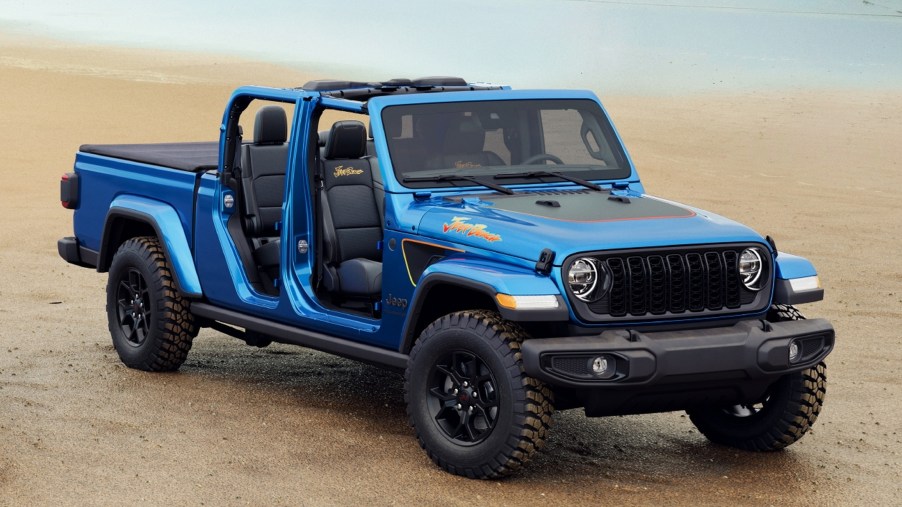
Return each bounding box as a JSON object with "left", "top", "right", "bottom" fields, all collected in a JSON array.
[{"left": 457, "top": 386, "right": 477, "bottom": 405}]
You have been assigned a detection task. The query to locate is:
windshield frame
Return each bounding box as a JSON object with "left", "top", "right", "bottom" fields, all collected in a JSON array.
[{"left": 375, "top": 95, "right": 635, "bottom": 191}]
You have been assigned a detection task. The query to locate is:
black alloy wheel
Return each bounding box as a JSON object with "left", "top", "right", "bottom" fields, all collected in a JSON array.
[
  {"left": 427, "top": 350, "right": 500, "bottom": 445},
  {"left": 115, "top": 267, "right": 152, "bottom": 347}
]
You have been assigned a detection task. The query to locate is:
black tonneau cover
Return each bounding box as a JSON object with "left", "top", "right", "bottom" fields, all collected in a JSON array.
[{"left": 79, "top": 142, "right": 220, "bottom": 172}]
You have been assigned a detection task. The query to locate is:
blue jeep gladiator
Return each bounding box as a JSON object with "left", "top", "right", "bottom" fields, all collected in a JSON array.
[{"left": 58, "top": 77, "right": 834, "bottom": 479}]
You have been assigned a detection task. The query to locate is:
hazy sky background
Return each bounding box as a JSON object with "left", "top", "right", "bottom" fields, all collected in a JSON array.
[{"left": 0, "top": 0, "right": 900, "bottom": 93}]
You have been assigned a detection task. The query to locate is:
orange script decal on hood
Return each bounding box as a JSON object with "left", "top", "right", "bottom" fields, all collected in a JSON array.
[{"left": 442, "top": 216, "right": 502, "bottom": 243}]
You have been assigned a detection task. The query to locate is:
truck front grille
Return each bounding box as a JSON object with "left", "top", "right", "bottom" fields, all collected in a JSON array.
[{"left": 572, "top": 245, "right": 769, "bottom": 322}]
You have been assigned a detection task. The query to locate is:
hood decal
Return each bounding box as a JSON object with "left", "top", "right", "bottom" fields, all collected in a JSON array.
[
  {"left": 415, "top": 190, "right": 762, "bottom": 262},
  {"left": 442, "top": 216, "right": 502, "bottom": 242}
]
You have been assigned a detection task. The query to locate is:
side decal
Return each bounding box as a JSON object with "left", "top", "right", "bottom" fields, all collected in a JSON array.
[{"left": 401, "top": 239, "right": 465, "bottom": 287}]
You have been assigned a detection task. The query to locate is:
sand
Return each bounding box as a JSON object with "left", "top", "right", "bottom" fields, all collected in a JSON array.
[{"left": 1, "top": 33, "right": 901, "bottom": 505}]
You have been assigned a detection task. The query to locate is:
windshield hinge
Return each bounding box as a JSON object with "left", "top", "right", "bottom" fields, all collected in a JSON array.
[{"left": 535, "top": 248, "right": 555, "bottom": 275}]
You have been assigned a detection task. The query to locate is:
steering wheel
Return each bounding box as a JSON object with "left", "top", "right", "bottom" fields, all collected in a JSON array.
[{"left": 521, "top": 153, "right": 564, "bottom": 165}]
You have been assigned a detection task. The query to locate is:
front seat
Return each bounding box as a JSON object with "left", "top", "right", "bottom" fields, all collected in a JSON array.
[{"left": 318, "top": 120, "right": 382, "bottom": 297}]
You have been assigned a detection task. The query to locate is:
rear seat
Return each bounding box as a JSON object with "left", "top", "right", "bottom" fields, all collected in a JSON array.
[{"left": 240, "top": 106, "right": 289, "bottom": 276}]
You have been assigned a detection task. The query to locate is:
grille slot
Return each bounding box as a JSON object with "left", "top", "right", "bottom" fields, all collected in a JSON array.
[
  {"left": 584, "top": 246, "right": 765, "bottom": 319},
  {"left": 666, "top": 254, "right": 686, "bottom": 312},
  {"left": 627, "top": 256, "right": 647, "bottom": 315},
  {"left": 687, "top": 253, "right": 705, "bottom": 312},
  {"left": 648, "top": 255, "right": 667, "bottom": 315},
  {"left": 723, "top": 251, "right": 741, "bottom": 308},
  {"left": 608, "top": 258, "right": 627, "bottom": 316},
  {"left": 705, "top": 252, "right": 724, "bottom": 311}
]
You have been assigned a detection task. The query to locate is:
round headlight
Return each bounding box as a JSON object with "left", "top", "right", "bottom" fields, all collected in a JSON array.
[
  {"left": 568, "top": 258, "right": 598, "bottom": 301},
  {"left": 739, "top": 248, "right": 764, "bottom": 290}
]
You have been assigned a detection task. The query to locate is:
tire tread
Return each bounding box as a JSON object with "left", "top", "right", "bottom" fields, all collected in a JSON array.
[
  {"left": 107, "top": 237, "right": 196, "bottom": 372},
  {"left": 405, "top": 310, "right": 554, "bottom": 479}
]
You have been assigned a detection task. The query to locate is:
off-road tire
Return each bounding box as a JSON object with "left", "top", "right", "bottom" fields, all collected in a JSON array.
[
  {"left": 106, "top": 236, "right": 197, "bottom": 371},
  {"left": 405, "top": 310, "right": 554, "bottom": 479},
  {"left": 687, "top": 305, "right": 827, "bottom": 451}
]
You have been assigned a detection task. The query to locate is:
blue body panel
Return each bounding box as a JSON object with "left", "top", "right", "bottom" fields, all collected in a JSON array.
[
  {"left": 775, "top": 252, "right": 818, "bottom": 279},
  {"left": 68, "top": 84, "right": 823, "bottom": 354},
  {"left": 72, "top": 152, "right": 202, "bottom": 295},
  {"left": 73, "top": 152, "right": 198, "bottom": 251},
  {"left": 108, "top": 195, "right": 202, "bottom": 296}
]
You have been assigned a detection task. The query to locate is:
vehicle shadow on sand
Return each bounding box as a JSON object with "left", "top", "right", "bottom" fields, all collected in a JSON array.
[{"left": 172, "top": 335, "right": 827, "bottom": 499}]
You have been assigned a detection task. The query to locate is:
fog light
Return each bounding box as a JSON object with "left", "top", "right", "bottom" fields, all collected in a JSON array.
[
  {"left": 788, "top": 341, "right": 800, "bottom": 363},
  {"left": 588, "top": 355, "right": 615, "bottom": 379}
]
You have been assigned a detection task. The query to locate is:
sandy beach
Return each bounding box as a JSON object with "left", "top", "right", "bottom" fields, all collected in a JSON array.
[{"left": 1, "top": 33, "right": 901, "bottom": 505}]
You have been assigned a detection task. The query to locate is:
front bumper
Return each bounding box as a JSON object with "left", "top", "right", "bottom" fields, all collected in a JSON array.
[
  {"left": 521, "top": 318, "right": 834, "bottom": 414},
  {"left": 522, "top": 318, "right": 834, "bottom": 416}
]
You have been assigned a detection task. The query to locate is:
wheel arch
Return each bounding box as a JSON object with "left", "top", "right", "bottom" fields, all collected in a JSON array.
[
  {"left": 98, "top": 196, "right": 202, "bottom": 297},
  {"left": 398, "top": 274, "right": 500, "bottom": 354}
]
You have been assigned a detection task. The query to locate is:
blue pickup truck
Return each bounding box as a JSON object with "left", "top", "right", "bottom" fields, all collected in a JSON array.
[{"left": 59, "top": 77, "right": 834, "bottom": 479}]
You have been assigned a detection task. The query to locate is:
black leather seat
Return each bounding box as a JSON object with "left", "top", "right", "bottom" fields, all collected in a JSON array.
[
  {"left": 240, "top": 106, "right": 289, "bottom": 275},
  {"left": 428, "top": 115, "right": 504, "bottom": 170},
  {"left": 319, "top": 120, "right": 382, "bottom": 297}
]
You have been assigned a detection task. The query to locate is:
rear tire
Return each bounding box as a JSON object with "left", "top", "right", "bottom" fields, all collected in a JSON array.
[
  {"left": 106, "top": 237, "right": 197, "bottom": 371},
  {"left": 405, "top": 310, "right": 554, "bottom": 479},
  {"left": 687, "top": 305, "right": 827, "bottom": 450}
]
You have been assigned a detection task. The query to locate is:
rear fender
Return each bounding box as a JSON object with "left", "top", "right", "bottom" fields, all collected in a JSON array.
[{"left": 99, "top": 195, "right": 202, "bottom": 297}]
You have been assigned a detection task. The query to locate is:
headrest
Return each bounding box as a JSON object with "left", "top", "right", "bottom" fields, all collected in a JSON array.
[
  {"left": 443, "top": 115, "right": 486, "bottom": 154},
  {"left": 325, "top": 120, "right": 367, "bottom": 159},
  {"left": 254, "top": 106, "right": 287, "bottom": 145}
]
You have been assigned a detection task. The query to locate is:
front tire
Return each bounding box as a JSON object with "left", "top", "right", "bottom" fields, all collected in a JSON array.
[
  {"left": 687, "top": 305, "right": 827, "bottom": 451},
  {"left": 106, "top": 236, "right": 197, "bottom": 371},
  {"left": 405, "top": 311, "right": 554, "bottom": 479}
]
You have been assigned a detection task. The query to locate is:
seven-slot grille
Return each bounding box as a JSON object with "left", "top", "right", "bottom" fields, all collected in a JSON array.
[{"left": 580, "top": 246, "right": 765, "bottom": 319}]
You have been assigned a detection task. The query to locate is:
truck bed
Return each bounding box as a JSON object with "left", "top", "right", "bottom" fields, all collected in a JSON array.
[{"left": 79, "top": 142, "right": 220, "bottom": 172}]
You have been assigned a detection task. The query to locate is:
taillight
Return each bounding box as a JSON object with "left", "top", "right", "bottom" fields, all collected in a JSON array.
[{"left": 60, "top": 172, "right": 79, "bottom": 209}]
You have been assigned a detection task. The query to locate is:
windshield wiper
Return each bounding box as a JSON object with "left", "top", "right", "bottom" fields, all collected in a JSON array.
[
  {"left": 494, "top": 170, "right": 603, "bottom": 191},
  {"left": 402, "top": 174, "right": 515, "bottom": 195}
]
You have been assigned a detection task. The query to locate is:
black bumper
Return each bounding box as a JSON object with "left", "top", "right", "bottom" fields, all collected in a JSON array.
[
  {"left": 58, "top": 236, "right": 97, "bottom": 268},
  {"left": 521, "top": 318, "right": 834, "bottom": 415}
]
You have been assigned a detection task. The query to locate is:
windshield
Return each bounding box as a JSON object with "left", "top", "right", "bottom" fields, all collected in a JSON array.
[{"left": 382, "top": 99, "right": 631, "bottom": 189}]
